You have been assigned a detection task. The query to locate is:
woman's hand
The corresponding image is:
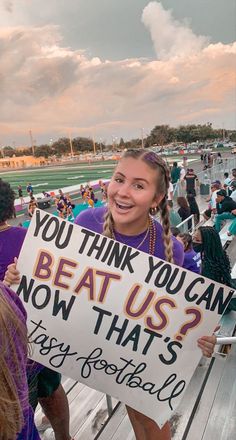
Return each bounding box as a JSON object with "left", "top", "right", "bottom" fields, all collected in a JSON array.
[
  {"left": 197, "top": 335, "right": 216, "bottom": 358},
  {"left": 3, "top": 258, "right": 21, "bottom": 286}
]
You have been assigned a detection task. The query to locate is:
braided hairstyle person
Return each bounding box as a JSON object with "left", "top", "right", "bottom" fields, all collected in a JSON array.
[
  {"left": 74, "top": 148, "right": 216, "bottom": 440},
  {"left": 103, "top": 149, "right": 174, "bottom": 263},
  {"left": 177, "top": 232, "right": 193, "bottom": 251},
  {"left": 195, "top": 226, "right": 231, "bottom": 286}
]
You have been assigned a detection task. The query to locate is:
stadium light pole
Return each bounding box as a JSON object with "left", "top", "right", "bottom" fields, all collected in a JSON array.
[
  {"left": 29, "top": 130, "right": 35, "bottom": 155},
  {"left": 112, "top": 136, "right": 118, "bottom": 150},
  {"left": 222, "top": 122, "right": 225, "bottom": 141},
  {"left": 141, "top": 128, "right": 144, "bottom": 148},
  {"left": 68, "top": 132, "right": 74, "bottom": 157},
  {"left": 92, "top": 136, "right": 96, "bottom": 155}
]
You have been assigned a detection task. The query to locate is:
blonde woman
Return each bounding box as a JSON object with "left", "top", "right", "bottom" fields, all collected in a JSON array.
[{"left": 74, "top": 149, "right": 215, "bottom": 440}]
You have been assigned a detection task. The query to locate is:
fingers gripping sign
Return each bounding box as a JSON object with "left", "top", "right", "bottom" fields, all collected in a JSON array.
[{"left": 4, "top": 257, "right": 21, "bottom": 286}]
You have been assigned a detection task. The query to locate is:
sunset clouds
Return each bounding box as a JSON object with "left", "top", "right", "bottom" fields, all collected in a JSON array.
[{"left": 0, "top": 1, "right": 235, "bottom": 145}]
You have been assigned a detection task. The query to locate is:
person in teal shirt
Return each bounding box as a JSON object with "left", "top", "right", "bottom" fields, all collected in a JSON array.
[
  {"left": 228, "top": 209, "right": 236, "bottom": 236},
  {"left": 171, "top": 161, "right": 181, "bottom": 184},
  {"left": 168, "top": 200, "right": 182, "bottom": 226}
]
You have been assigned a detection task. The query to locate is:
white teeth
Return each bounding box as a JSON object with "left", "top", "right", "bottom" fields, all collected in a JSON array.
[{"left": 115, "top": 201, "right": 132, "bottom": 209}]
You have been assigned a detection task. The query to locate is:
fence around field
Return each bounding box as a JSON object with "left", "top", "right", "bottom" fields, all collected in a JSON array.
[
  {"left": 197, "top": 156, "right": 236, "bottom": 184},
  {"left": 176, "top": 214, "right": 195, "bottom": 234}
]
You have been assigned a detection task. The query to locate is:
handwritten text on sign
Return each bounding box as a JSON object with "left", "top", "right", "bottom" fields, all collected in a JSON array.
[{"left": 15, "top": 210, "right": 234, "bottom": 427}]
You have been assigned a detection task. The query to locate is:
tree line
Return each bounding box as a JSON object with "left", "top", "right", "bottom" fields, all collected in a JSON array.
[{"left": 2, "top": 124, "right": 236, "bottom": 158}]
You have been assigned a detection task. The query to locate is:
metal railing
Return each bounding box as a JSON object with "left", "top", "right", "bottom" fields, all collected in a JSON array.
[
  {"left": 176, "top": 214, "right": 195, "bottom": 234},
  {"left": 216, "top": 336, "right": 236, "bottom": 344},
  {"left": 173, "top": 157, "right": 236, "bottom": 200},
  {"left": 197, "top": 156, "right": 236, "bottom": 185}
]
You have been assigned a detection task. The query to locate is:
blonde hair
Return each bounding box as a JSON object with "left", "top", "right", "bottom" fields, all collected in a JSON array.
[
  {"left": 102, "top": 149, "right": 173, "bottom": 263},
  {"left": 0, "top": 287, "right": 28, "bottom": 439}
]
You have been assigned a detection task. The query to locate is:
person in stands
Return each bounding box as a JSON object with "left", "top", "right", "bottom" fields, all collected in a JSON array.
[
  {"left": 229, "top": 168, "right": 236, "bottom": 190},
  {"left": 214, "top": 189, "right": 236, "bottom": 232},
  {"left": 216, "top": 152, "right": 222, "bottom": 165},
  {"left": 184, "top": 168, "right": 198, "bottom": 197},
  {"left": 170, "top": 161, "right": 181, "bottom": 184},
  {"left": 203, "top": 181, "right": 221, "bottom": 221},
  {"left": 223, "top": 172, "right": 231, "bottom": 192},
  {"left": 227, "top": 209, "right": 236, "bottom": 237},
  {"left": 229, "top": 180, "right": 236, "bottom": 202},
  {"left": 177, "top": 196, "right": 192, "bottom": 230},
  {"left": 187, "top": 193, "right": 200, "bottom": 225},
  {"left": 170, "top": 226, "right": 181, "bottom": 237},
  {"left": 177, "top": 232, "right": 201, "bottom": 274},
  {"left": 193, "top": 226, "right": 232, "bottom": 287},
  {"left": 167, "top": 200, "right": 181, "bottom": 227}
]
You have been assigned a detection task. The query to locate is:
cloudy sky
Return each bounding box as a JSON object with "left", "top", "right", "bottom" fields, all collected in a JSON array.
[{"left": 0, "top": 0, "right": 236, "bottom": 146}]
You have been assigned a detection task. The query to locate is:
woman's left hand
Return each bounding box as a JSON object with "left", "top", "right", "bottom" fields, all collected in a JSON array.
[{"left": 197, "top": 335, "right": 216, "bottom": 358}]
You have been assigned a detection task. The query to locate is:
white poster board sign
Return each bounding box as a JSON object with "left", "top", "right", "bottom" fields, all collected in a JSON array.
[{"left": 15, "top": 210, "right": 234, "bottom": 427}]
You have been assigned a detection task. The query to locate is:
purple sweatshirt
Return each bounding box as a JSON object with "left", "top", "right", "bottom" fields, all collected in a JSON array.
[
  {"left": 74, "top": 206, "right": 184, "bottom": 266},
  {"left": 0, "top": 226, "right": 27, "bottom": 281},
  {"left": 0, "top": 282, "right": 40, "bottom": 440},
  {"left": 182, "top": 249, "right": 201, "bottom": 274}
]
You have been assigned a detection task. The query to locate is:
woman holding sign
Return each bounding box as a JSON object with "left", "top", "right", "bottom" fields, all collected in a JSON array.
[{"left": 73, "top": 149, "right": 216, "bottom": 440}]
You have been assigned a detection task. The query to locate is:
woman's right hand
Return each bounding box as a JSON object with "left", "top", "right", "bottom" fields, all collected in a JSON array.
[{"left": 3, "top": 258, "right": 21, "bottom": 286}]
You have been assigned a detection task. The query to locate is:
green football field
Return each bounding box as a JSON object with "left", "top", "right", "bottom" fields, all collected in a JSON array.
[
  {"left": 0, "top": 155, "right": 196, "bottom": 195},
  {"left": 0, "top": 161, "right": 117, "bottom": 194}
]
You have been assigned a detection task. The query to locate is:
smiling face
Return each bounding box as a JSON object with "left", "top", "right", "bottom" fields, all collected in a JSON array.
[{"left": 107, "top": 157, "right": 164, "bottom": 235}]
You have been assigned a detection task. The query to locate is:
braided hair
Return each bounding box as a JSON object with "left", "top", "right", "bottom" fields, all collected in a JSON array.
[
  {"left": 199, "top": 226, "right": 231, "bottom": 287},
  {"left": 187, "top": 193, "right": 200, "bottom": 224},
  {"left": 103, "top": 209, "right": 113, "bottom": 239},
  {"left": 102, "top": 149, "right": 173, "bottom": 262}
]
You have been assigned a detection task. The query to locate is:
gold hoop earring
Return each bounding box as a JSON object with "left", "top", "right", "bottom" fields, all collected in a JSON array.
[{"left": 150, "top": 206, "right": 158, "bottom": 216}]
